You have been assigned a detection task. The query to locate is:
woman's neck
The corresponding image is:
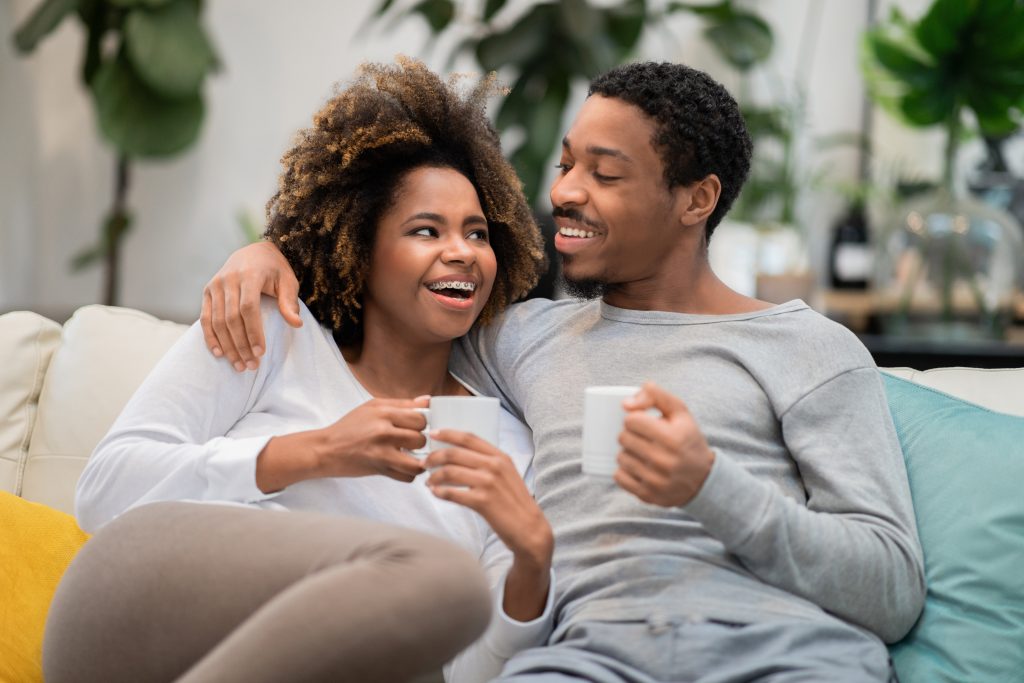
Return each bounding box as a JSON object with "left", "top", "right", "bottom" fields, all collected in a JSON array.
[{"left": 340, "top": 330, "right": 463, "bottom": 399}]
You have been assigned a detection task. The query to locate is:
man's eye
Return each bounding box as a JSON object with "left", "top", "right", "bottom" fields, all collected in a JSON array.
[{"left": 594, "top": 172, "right": 620, "bottom": 182}]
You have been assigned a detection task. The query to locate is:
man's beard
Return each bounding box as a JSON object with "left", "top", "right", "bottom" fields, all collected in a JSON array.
[{"left": 558, "top": 255, "right": 608, "bottom": 300}]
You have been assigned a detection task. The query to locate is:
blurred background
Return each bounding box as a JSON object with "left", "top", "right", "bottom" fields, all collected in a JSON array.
[{"left": 2, "top": 0, "right": 1023, "bottom": 366}]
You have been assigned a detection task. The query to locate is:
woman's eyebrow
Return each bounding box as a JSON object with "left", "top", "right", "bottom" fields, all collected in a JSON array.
[{"left": 401, "top": 212, "right": 488, "bottom": 226}]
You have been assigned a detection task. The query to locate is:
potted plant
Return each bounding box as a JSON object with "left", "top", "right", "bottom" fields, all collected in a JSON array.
[
  {"left": 861, "top": 0, "right": 1024, "bottom": 340},
  {"left": 12, "top": 0, "right": 219, "bottom": 305}
]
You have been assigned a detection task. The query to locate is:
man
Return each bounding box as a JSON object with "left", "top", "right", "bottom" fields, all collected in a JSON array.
[{"left": 202, "top": 62, "right": 924, "bottom": 681}]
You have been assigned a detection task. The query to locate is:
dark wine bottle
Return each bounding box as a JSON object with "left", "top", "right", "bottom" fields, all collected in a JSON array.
[{"left": 829, "top": 204, "right": 872, "bottom": 290}]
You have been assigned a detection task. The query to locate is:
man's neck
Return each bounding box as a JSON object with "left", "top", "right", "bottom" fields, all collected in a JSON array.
[{"left": 600, "top": 252, "right": 772, "bottom": 315}]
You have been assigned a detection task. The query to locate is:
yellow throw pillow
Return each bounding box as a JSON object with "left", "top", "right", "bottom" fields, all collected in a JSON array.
[{"left": 0, "top": 492, "right": 89, "bottom": 683}]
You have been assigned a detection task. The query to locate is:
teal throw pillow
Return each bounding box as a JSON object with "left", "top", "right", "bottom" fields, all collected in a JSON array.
[{"left": 882, "top": 373, "right": 1024, "bottom": 683}]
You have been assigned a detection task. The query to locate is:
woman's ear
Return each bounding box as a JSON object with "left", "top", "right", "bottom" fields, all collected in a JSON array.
[{"left": 678, "top": 174, "right": 722, "bottom": 228}]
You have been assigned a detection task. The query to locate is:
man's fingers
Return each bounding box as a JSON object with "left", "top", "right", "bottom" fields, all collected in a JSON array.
[
  {"left": 200, "top": 289, "right": 222, "bottom": 357},
  {"left": 223, "top": 283, "right": 257, "bottom": 369},
  {"left": 625, "top": 381, "right": 689, "bottom": 417},
  {"left": 238, "top": 279, "right": 266, "bottom": 359},
  {"left": 274, "top": 274, "right": 303, "bottom": 329},
  {"left": 208, "top": 284, "right": 244, "bottom": 370},
  {"left": 613, "top": 466, "right": 649, "bottom": 500}
]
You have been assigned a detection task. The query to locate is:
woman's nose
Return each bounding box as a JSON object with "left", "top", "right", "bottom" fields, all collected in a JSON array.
[{"left": 441, "top": 236, "right": 475, "bottom": 264}]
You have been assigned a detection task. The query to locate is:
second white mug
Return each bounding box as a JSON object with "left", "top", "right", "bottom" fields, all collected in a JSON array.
[{"left": 581, "top": 385, "right": 641, "bottom": 476}]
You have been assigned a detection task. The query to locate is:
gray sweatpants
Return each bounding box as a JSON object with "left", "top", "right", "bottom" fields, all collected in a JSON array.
[
  {"left": 43, "top": 502, "right": 491, "bottom": 683},
  {"left": 496, "top": 616, "right": 894, "bottom": 683}
]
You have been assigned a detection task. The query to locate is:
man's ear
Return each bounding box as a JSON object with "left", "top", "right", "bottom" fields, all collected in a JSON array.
[{"left": 678, "top": 174, "right": 722, "bottom": 228}]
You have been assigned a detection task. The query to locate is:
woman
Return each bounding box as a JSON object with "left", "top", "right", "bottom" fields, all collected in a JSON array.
[{"left": 44, "top": 58, "right": 552, "bottom": 683}]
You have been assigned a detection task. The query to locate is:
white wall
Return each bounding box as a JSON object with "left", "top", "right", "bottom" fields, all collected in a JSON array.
[{"left": 0, "top": 0, "right": 961, "bottom": 321}]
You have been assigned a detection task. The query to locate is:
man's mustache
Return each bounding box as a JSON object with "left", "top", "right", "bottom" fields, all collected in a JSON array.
[{"left": 551, "top": 207, "right": 604, "bottom": 231}]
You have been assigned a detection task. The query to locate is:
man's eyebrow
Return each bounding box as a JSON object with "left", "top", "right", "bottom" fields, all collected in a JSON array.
[{"left": 561, "top": 136, "right": 632, "bottom": 162}]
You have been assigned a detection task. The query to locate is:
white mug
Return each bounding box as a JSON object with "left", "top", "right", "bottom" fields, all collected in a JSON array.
[
  {"left": 412, "top": 395, "right": 500, "bottom": 456},
  {"left": 581, "top": 386, "right": 641, "bottom": 476}
]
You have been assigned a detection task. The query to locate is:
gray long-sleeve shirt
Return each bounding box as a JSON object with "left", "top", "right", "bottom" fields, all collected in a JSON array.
[{"left": 453, "top": 298, "right": 925, "bottom": 644}]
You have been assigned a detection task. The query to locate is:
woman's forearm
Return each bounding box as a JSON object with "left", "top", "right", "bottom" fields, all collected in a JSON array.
[
  {"left": 501, "top": 522, "right": 553, "bottom": 622},
  {"left": 255, "top": 431, "right": 323, "bottom": 493}
]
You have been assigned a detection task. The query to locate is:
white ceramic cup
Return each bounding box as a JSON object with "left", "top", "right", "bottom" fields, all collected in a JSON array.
[
  {"left": 412, "top": 396, "right": 500, "bottom": 456},
  {"left": 581, "top": 386, "right": 641, "bottom": 476}
]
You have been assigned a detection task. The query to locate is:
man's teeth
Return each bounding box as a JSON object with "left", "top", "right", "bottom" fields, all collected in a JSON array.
[
  {"left": 559, "top": 226, "right": 597, "bottom": 238},
  {"left": 427, "top": 281, "right": 476, "bottom": 292}
]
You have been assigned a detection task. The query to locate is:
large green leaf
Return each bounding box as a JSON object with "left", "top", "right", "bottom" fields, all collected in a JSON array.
[
  {"left": 915, "top": 0, "right": 974, "bottom": 58},
  {"left": 108, "top": 0, "right": 174, "bottom": 7},
  {"left": 91, "top": 56, "right": 204, "bottom": 158},
  {"left": 899, "top": 87, "right": 953, "bottom": 126},
  {"left": 12, "top": 0, "right": 78, "bottom": 53},
  {"left": 482, "top": 0, "right": 507, "bottom": 21},
  {"left": 605, "top": 0, "right": 646, "bottom": 54},
  {"left": 559, "top": 0, "right": 602, "bottom": 43},
  {"left": 703, "top": 10, "right": 772, "bottom": 71},
  {"left": 476, "top": 4, "right": 555, "bottom": 71},
  {"left": 411, "top": 0, "right": 454, "bottom": 32},
  {"left": 124, "top": 0, "right": 215, "bottom": 98}
]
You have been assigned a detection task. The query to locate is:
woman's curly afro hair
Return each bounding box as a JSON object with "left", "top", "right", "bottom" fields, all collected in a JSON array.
[
  {"left": 588, "top": 62, "right": 753, "bottom": 240},
  {"left": 264, "top": 57, "right": 546, "bottom": 345}
]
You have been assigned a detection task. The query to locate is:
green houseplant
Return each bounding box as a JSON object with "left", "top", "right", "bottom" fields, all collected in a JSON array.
[
  {"left": 372, "top": 0, "right": 773, "bottom": 208},
  {"left": 862, "top": 0, "right": 1024, "bottom": 340},
  {"left": 13, "top": 0, "right": 218, "bottom": 305}
]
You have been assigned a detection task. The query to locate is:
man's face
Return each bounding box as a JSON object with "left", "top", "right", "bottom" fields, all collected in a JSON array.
[{"left": 550, "top": 95, "right": 684, "bottom": 296}]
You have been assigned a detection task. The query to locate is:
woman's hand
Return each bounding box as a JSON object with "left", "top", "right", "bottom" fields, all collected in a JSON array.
[
  {"left": 425, "top": 430, "right": 553, "bottom": 621},
  {"left": 256, "top": 398, "right": 429, "bottom": 492},
  {"left": 201, "top": 241, "right": 301, "bottom": 372}
]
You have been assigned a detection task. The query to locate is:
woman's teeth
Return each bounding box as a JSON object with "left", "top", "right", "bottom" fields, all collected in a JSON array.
[
  {"left": 559, "top": 226, "right": 596, "bottom": 238},
  {"left": 427, "top": 281, "right": 475, "bottom": 299},
  {"left": 427, "top": 281, "right": 475, "bottom": 291}
]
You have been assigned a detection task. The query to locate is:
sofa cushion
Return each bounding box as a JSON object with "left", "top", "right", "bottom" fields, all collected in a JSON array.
[
  {"left": 23, "top": 306, "right": 187, "bottom": 513},
  {"left": 0, "top": 312, "right": 62, "bottom": 496},
  {"left": 883, "top": 367, "right": 1024, "bottom": 417},
  {"left": 0, "top": 492, "right": 90, "bottom": 683},
  {"left": 882, "top": 373, "right": 1024, "bottom": 682}
]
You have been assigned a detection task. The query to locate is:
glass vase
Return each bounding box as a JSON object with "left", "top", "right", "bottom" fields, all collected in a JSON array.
[{"left": 874, "top": 186, "right": 1024, "bottom": 341}]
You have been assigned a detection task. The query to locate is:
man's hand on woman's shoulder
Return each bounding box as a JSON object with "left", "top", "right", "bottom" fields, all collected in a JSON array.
[{"left": 202, "top": 241, "right": 301, "bottom": 371}]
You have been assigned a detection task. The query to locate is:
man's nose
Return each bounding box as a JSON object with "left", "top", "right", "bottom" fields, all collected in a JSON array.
[{"left": 550, "top": 169, "right": 586, "bottom": 208}]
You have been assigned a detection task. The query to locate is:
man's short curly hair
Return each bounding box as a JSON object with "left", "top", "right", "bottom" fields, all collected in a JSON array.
[
  {"left": 588, "top": 62, "right": 753, "bottom": 240},
  {"left": 264, "top": 57, "right": 546, "bottom": 345}
]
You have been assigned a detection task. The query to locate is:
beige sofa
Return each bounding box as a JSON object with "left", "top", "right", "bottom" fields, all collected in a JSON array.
[
  {"left": 4, "top": 303, "right": 1024, "bottom": 513},
  {"left": 3, "top": 304, "right": 1024, "bottom": 683}
]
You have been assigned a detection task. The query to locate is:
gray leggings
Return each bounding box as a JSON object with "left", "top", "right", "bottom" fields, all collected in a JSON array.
[{"left": 43, "top": 502, "right": 491, "bottom": 683}]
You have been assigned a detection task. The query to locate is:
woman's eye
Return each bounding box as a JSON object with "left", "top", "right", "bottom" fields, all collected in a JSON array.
[
  {"left": 412, "top": 227, "right": 438, "bottom": 237},
  {"left": 468, "top": 229, "right": 489, "bottom": 241},
  {"left": 594, "top": 172, "right": 620, "bottom": 182},
  {"left": 554, "top": 163, "right": 572, "bottom": 174}
]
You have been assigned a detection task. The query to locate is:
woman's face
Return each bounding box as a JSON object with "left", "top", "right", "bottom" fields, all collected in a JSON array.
[{"left": 362, "top": 166, "right": 497, "bottom": 346}]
